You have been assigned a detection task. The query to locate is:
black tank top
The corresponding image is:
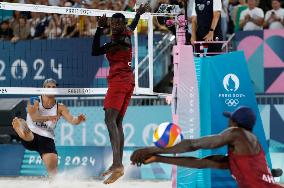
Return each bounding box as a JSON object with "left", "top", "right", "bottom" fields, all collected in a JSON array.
[{"left": 194, "top": 0, "right": 222, "bottom": 35}]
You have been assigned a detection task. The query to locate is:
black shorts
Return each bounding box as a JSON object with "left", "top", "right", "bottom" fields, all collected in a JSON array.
[{"left": 21, "top": 132, "right": 57, "bottom": 156}]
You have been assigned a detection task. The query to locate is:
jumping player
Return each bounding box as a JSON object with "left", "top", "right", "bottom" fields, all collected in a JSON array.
[
  {"left": 91, "top": 3, "right": 149, "bottom": 184},
  {"left": 12, "top": 78, "right": 86, "bottom": 178},
  {"left": 131, "top": 106, "right": 284, "bottom": 188}
]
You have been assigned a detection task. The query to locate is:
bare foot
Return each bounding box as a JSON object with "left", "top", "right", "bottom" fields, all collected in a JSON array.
[
  {"left": 103, "top": 167, "right": 124, "bottom": 184},
  {"left": 101, "top": 165, "right": 115, "bottom": 177},
  {"left": 12, "top": 118, "right": 34, "bottom": 141}
]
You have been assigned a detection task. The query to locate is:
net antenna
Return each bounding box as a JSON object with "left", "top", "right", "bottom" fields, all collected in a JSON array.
[{"left": 0, "top": 2, "right": 176, "bottom": 96}]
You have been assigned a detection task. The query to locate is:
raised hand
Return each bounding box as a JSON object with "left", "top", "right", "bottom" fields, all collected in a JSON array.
[
  {"left": 136, "top": 3, "right": 150, "bottom": 16},
  {"left": 77, "top": 114, "right": 86, "bottom": 123},
  {"left": 98, "top": 14, "right": 108, "bottom": 28}
]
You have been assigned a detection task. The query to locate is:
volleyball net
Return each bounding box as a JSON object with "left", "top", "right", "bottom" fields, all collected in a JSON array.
[{"left": 0, "top": 2, "right": 172, "bottom": 96}]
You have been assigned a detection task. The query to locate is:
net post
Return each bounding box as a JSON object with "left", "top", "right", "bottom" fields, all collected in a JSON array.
[
  {"left": 148, "top": 15, "right": 154, "bottom": 93},
  {"left": 134, "top": 21, "right": 139, "bottom": 93}
]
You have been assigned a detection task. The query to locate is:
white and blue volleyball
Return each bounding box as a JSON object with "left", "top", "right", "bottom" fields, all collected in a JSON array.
[{"left": 153, "top": 122, "right": 184, "bottom": 148}]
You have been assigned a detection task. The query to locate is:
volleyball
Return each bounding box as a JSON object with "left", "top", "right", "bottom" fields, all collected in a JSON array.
[{"left": 153, "top": 122, "right": 184, "bottom": 148}]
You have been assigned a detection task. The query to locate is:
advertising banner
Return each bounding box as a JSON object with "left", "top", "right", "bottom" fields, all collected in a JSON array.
[{"left": 203, "top": 51, "right": 270, "bottom": 187}]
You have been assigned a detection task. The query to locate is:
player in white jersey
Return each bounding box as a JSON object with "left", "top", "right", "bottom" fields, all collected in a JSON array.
[{"left": 11, "top": 78, "right": 86, "bottom": 178}]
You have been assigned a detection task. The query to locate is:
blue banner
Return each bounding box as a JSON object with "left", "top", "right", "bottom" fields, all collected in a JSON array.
[
  {"left": 0, "top": 35, "right": 162, "bottom": 88},
  {"left": 201, "top": 51, "right": 270, "bottom": 187},
  {"left": 0, "top": 144, "right": 25, "bottom": 176},
  {"left": 20, "top": 146, "right": 105, "bottom": 177},
  {"left": 0, "top": 38, "right": 102, "bottom": 87},
  {"left": 54, "top": 106, "right": 172, "bottom": 147},
  {"left": 19, "top": 146, "right": 172, "bottom": 179}
]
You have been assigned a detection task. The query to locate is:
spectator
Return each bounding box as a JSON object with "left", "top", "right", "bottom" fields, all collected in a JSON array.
[
  {"left": 227, "top": 0, "right": 239, "bottom": 34},
  {"left": 63, "top": 1, "right": 73, "bottom": 7},
  {"left": 239, "top": 0, "right": 264, "bottom": 31},
  {"left": 232, "top": 0, "right": 248, "bottom": 32},
  {"left": 112, "top": 1, "right": 123, "bottom": 11},
  {"left": 60, "top": 1, "right": 76, "bottom": 37},
  {"left": 186, "top": 0, "right": 195, "bottom": 38},
  {"left": 124, "top": 0, "right": 136, "bottom": 12},
  {"left": 58, "top": 0, "right": 68, "bottom": 7},
  {"left": 91, "top": 0, "right": 100, "bottom": 9},
  {"left": 81, "top": 0, "right": 93, "bottom": 7},
  {"left": 0, "top": 20, "right": 13, "bottom": 41},
  {"left": 77, "top": 16, "right": 91, "bottom": 37},
  {"left": 191, "top": 0, "right": 223, "bottom": 52},
  {"left": 38, "top": 0, "right": 49, "bottom": 5},
  {"left": 83, "top": 16, "right": 97, "bottom": 36},
  {"left": 98, "top": 1, "right": 108, "bottom": 10},
  {"left": 48, "top": 0, "right": 60, "bottom": 6},
  {"left": 264, "top": 0, "right": 284, "bottom": 29},
  {"left": 11, "top": 16, "right": 30, "bottom": 42},
  {"left": 72, "top": 0, "right": 82, "bottom": 8},
  {"left": 221, "top": 0, "right": 229, "bottom": 40},
  {"left": 18, "top": 0, "right": 37, "bottom": 4},
  {"left": 44, "top": 14, "right": 62, "bottom": 39},
  {"left": 61, "top": 15, "right": 79, "bottom": 38},
  {"left": 106, "top": 0, "right": 114, "bottom": 10},
  {"left": 10, "top": 11, "right": 21, "bottom": 32},
  {"left": 28, "top": 12, "right": 40, "bottom": 38},
  {"left": 34, "top": 13, "right": 49, "bottom": 39}
]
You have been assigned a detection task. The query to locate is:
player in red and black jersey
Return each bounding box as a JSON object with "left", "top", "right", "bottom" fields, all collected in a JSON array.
[
  {"left": 91, "top": 3, "right": 149, "bottom": 184},
  {"left": 131, "top": 106, "right": 284, "bottom": 188}
]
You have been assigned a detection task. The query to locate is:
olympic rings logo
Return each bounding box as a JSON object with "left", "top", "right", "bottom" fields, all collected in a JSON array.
[
  {"left": 225, "top": 99, "right": 239, "bottom": 107},
  {"left": 33, "top": 5, "right": 40, "bottom": 11}
]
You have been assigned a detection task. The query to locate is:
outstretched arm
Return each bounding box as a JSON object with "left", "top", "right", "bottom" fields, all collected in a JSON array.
[
  {"left": 145, "top": 155, "right": 229, "bottom": 169},
  {"left": 128, "top": 3, "right": 149, "bottom": 31},
  {"left": 58, "top": 104, "right": 86, "bottom": 125},
  {"left": 92, "top": 14, "right": 108, "bottom": 56},
  {"left": 91, "top": 27, "right": 108, "bottom": 56},
  {"left": 131, "top": 127, "right": 239, "bottom": 165},
  {"left": 128, "top": 14, "right": 141, "bottom": 31}
]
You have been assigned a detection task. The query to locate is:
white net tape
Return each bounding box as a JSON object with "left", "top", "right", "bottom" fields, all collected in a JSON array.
[
  {"left": 0, "top": 87, "right": 107, "bottom": 95},
  {"left": 0, "top": 2, "right": 150, "bottom": 19}
]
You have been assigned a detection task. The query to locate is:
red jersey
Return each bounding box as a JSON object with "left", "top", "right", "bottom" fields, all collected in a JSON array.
[
  {"left": 106, "top": 30, "right": 134, "bottom": 84},
  {"left": 229, "top": 148, "right": 282, "bottom": 188}
]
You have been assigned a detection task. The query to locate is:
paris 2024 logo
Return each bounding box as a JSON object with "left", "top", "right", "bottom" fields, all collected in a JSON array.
[{"left": 219, "top": 74, "right": 246, "bottom": 107}]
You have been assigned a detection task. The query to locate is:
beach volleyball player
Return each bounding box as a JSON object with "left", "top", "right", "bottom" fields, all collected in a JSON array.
[
  {"left": 12, "top": 79, "right": 86, "bottom": 178},
  {"left": 91, "top": 3, "right": 149, "bottom": 184},
  {"left": 131, "top": 106, "right": 284, "bottom": 188}
]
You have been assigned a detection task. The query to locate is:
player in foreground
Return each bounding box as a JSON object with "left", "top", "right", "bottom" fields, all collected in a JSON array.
[
  {"left": 12, "top": 78, "right": 86, "bottom": 178},
  {"left": 91, "top": 3, "right": 149, "bottom": 184},
  {"left": 131, "top": 106, "right": 284, "bottom": 188}
]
